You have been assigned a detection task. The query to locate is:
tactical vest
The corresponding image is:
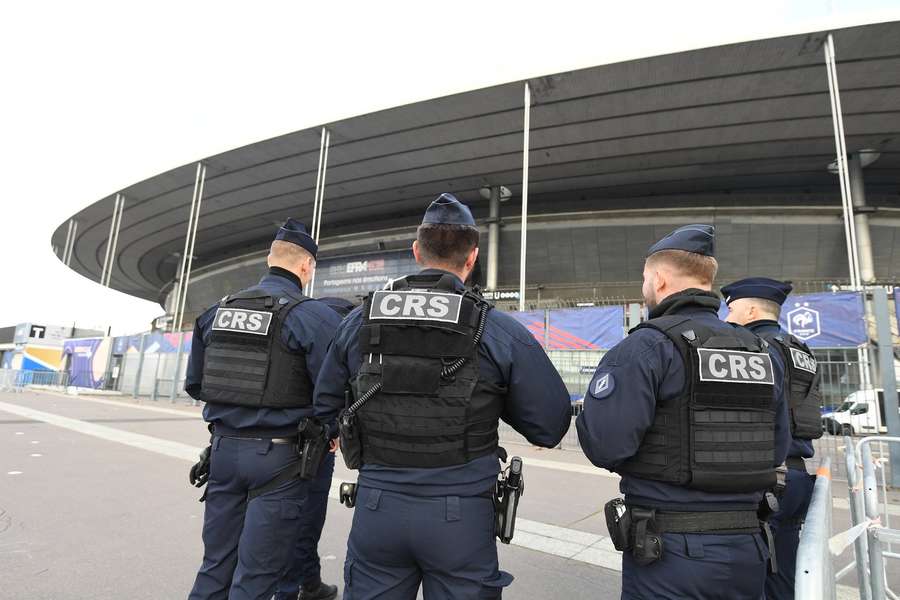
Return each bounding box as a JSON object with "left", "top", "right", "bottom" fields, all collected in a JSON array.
[
  {"left": 759, "top": 332, "right": 823, "bottom": 440},
  {"left": 618, "top": 315, "right": 778, "bottom": 493},
  {"left": 200, "top": 287, "right": 313, "bottom": 409},
  {"left": 351, "top": 275, "right": 503, "bottom": 468}
]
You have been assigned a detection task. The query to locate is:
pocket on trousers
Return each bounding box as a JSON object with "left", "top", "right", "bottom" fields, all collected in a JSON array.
[
  {"left": 343, "top": 557, "right": 355, "bottom": 598},
  {"left": 281, "top": 498, "right": 303, "bottom": 520},
  {"left": 479, "top": 571, "right": 514, "bottom": 599}
]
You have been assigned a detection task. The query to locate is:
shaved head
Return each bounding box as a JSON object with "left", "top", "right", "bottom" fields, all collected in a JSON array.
[
  {"left": 267, "top": 240, "right": 315, "bottom": 285},
  {"left": 642, "top": 250, "right": 718, "bottom": 308}
]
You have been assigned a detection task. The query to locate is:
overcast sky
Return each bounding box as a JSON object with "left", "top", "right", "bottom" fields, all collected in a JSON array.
[{"left": 2, "top": 0, "right": 898, "bottom": 335}]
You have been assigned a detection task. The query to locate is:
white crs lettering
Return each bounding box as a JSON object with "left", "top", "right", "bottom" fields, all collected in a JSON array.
[
  {"left": 369, "top": 290, "right": 462, "bottom": 323},
  {"left": 790, "top": 348, "right": 818, "bottom": 374},
  {"left": 697, "top": 348, "right": 774, "bottom": 385},
  {"left": 212, "top": 308, "right": 272, "bottom": 336}
]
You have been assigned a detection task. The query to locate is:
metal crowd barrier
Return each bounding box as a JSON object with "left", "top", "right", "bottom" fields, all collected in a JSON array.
[
  {"left": 0, "top": 368, "right": 70, "bottom": 392},
  {"left": 798, "top": 436, "right": 900, "bottom": 600},
  {"left": 796, "top": 457, "right": 835, "bottom": 600}
]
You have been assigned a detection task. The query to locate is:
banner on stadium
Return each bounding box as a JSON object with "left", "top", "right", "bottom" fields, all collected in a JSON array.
[
  {"left": 316, "top": 250, "right": 418, "bottom": 300},
  {"left": 719, "top": 291, "right": 866, "bottom": 348},
  {"left": 508, "top": 306, "right": 625, "bottom": 350},
  {"left": 112, "top": 332, "right": 192, "bottom": 355},
  {"left": 63, "top": 337, "right": 111, "bottom": 389}
]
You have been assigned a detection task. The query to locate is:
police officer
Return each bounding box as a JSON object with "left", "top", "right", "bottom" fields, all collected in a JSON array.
[
  {"left": 722, "top": 277, "right": 823, "bottom": 600},
  {"left": 275, "top": 297, "right": 358, "bottom": 600},
  {"left": 313, "top": 193, "right": 572, "bottom": 599},
  {"left": 185, "top": 218, "right": 341, "bottom": 600},
  {"left": 575, "top": 225, "right": 791, "bottom": 600}
]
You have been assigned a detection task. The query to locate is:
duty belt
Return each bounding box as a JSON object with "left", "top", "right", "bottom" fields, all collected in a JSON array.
[
  {"left": 786, "top": 456, "right": 808, "bottom": 472},
  {"left": 636, "top": 507, "right": 760, "bottom": 534}
]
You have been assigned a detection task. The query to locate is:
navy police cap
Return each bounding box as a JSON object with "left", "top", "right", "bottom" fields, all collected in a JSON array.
[
  {"left": 422, "top": 193, "right": 476, "bottom": 227},
  {"left": 647, "top": 224, "right": 715, "bottom": 257},
  {"left": 721, "top": 277, "right": 793, "bottom": 306},
  {"left": 275, "top": 218, "right": 318, "bottom": 258}
]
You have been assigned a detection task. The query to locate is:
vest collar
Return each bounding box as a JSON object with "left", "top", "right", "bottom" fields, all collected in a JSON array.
[
  {"left": 648, "top": 288, "right": 720, "bottom": 319},
  {"left": 403, "top": 268, "right": 465, "bottom": 292},
  {"left": 262, "top": 266, "right": 302, "bottom": 291}
]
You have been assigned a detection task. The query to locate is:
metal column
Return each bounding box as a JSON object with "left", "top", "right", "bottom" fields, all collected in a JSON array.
[
  {"left": 169, "top": 331, "right": 186, "bottom": 403},
  {"left": 100, "top": 194, "right": 125, "bottom": 287},
  {"left": 62, "top": 219, "right": 78, "bottom": 267},
  {"left": 171, "top": 163, "right": 207, "bottom": 332},
  {"left": 306, "top": 127, "right": 330, "bottom": 297},
  {"left": 518, "top": 82, "right": 531, "bottom": 312},
  {"left": 486, "top": 186, "right": 500, "bottom": 291},
  {"left": 872, "top": 288, "right": 900, "bottom": 487},
  {"left": 848, "top": 154, "right": 876, "bottom": 284},
  {"left": 132, "top": 333, "right": 147, "bottom": 399},
  {"left": 823, "top": 34, "right": 861, "bottom": 289}
]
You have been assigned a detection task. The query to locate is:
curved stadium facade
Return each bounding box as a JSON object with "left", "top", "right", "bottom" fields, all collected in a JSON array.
[{"left": 53, "top": 21, "right": 900, "bottom": 326}]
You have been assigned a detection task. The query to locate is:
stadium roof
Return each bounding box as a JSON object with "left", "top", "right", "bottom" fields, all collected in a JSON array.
[{"left": 53, "top": 20, "right": 900, "bottom": 305}]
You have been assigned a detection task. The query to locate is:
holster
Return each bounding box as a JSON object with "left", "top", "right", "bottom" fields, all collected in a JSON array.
[
  {"left": 339, "top": 409, "right": 362, "bottom": 470},
  {"left": 297, "top": 418, "right": 327, "bottom": 480},
  {"left": 603, "top": 499, "right": 663, "bottom": 565}
]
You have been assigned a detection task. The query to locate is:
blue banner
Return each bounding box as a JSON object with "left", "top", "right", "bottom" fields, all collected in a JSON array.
[
  {"left": 507, "top": 306, "right": 624, "bottom": 350},
  {"left": 719, "top": 292, "right": 866, "bottom": 348},
  {"left": 113, "top": 332, "right": 192, "bottom": 354},
  {"left": 63, "top": 338, "right": 109, "bottom": 388}
]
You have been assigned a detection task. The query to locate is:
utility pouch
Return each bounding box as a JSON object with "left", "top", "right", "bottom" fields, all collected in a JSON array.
[
  {"left": 604, "top": 498, "right": 633, "bottom": 552},
  {"left": 631, "top": 507, "right": 663, "bottom": 566},
  {"left": 339, "top": 409, "right": 362, "bottom": 470}
]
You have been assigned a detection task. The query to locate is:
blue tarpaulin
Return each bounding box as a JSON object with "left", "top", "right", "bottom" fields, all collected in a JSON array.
[{"left": 508, "top": 306, "right": 625, "bottom": 350}]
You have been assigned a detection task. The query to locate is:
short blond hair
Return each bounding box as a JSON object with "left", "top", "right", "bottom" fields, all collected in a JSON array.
[
  {"left": 646, "top": 249, "right": 718, "bottom": 286},
  {"left": 269, "top": 240, "right": 313, "bottom": 265}
]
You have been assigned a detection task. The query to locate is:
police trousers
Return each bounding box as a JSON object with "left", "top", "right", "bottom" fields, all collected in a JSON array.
[
  {"left": 188, "top": 435, "right": 308, "bottom": 600},
  {"left": 621, "top": 532, "right": 769, "bottom": 600},
  {"left": 343, "top": 487, "right": 513, "bottom": 599},
  {"left": 274, "top": 451, "right": 336, "bottom": 599},
  {"left": 765, "top": 468, "right": 816, "bottom": 600}
]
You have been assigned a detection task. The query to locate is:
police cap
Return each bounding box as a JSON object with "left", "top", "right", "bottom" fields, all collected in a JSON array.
[
  {"left": 721, "top": 277, "right": 793, "bottom": 306},
  {"left": 275, "top": 218, "right": 317, "bottom": 258},
  {"left": 647, "top": 224, "right": 715, "bottom": 257},
  {"left": 422, "top": 193, "right": 476, "bottom": 227}
]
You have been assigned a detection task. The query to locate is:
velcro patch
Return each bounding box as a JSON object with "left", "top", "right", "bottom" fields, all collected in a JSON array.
[
  {"left": 790, "top": 347, "right": 817, "bottom": 374},
  {"left": 368, "top": 290, "right": 462, "bottom": 324},
  {"left": 697, "top": 348, "right": 774, "bottom": 385},
  {"left": 588, "top": 372, "right": 615, "bottom": 399},
  {"left": 211, "top": 308, "right": 272, "bottom": 336}
]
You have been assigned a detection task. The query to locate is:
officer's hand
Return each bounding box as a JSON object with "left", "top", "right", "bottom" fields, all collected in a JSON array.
[
  {"left": 329, "top": 438, "right": 340, "bottom": 454},
  {"left": 189, "top": 446, "right": 211, "bottom": 487}
]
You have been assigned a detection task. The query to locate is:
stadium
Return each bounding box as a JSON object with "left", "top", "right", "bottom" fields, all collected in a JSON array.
[{"left": 51, "top": 20, "right": 900, "bottom": 327}]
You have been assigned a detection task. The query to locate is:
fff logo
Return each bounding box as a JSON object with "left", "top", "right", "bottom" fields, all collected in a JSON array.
[{"left": 787, "top": 302, "right": 821, "bottom": 341}]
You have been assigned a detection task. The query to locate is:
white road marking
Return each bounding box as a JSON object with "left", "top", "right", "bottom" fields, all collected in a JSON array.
[
  {"left": 17, "top": 390, "right": 203, "bottom": 419},
  {"left": 7, "top": 471, "right": 22, "bottom": 475},
  {"left": 15, "top": 432, "right": 23, "bottom": 435},
  {"left": 0, "top": 401, "right": 199, "bottom": 462},
  {"left": 30, "top": 441, "right": 39, "bottom": 445},
  {"left": 29, "top": 454, "right": 42, "bottom": 457},
  {"left": 526, "top": 457, "right": 618, "bottom": 479}
]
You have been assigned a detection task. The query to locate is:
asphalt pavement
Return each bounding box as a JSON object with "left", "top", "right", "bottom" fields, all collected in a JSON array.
[{"left": 1, "top": 389, "right": 895, "bottom": 599}]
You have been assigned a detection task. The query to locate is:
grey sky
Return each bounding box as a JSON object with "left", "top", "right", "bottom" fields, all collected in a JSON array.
[{"left": 2, "top": 0, "right": 898, "bottom": 335}]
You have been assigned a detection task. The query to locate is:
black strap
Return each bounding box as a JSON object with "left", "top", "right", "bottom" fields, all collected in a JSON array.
[
  {"left": 634, "top": 508, "right": 760, "bottom": 533},
  {"left": 786, "top": 456, "right": 808, "bottom": 472},
  {"left": 247, "top": 458, "right": 302, "bottom": 501}
]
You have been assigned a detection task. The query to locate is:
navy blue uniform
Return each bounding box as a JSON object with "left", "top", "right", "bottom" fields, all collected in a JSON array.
[
  {"left": 314, "top": 269, "right": 572, "bottom": 599},
  {"left": 747, "top": 319, "right": 816, "bottom": 600},
  {"left": 186, "top": 268, "right": 341, "bottom": 600},
  {"left": 576, "top": 292, "right": 791, "bottom": 600}
]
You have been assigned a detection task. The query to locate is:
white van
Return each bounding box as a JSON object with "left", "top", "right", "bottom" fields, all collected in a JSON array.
[{"left": 822, "top": 389, "right": 898, "bottom": 436}]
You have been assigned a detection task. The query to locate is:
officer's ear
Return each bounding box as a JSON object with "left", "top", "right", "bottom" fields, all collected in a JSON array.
[{"left": 465, "top": 246, "right": 479, "bottom": 271}]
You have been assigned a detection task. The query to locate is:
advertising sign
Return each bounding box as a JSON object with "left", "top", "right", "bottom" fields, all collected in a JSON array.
[{"left": 316, "top": 250, "right": 418, "bottom": 300}]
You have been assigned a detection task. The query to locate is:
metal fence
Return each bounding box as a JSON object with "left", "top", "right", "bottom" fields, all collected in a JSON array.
[{"left": 0, "top": 368, "right": 70, "bottom": 392}]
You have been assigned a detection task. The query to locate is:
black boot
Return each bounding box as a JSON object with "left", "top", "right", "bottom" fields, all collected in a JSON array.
[{"left": 298, "top": 580, "right": 338, "bottom": 600}]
